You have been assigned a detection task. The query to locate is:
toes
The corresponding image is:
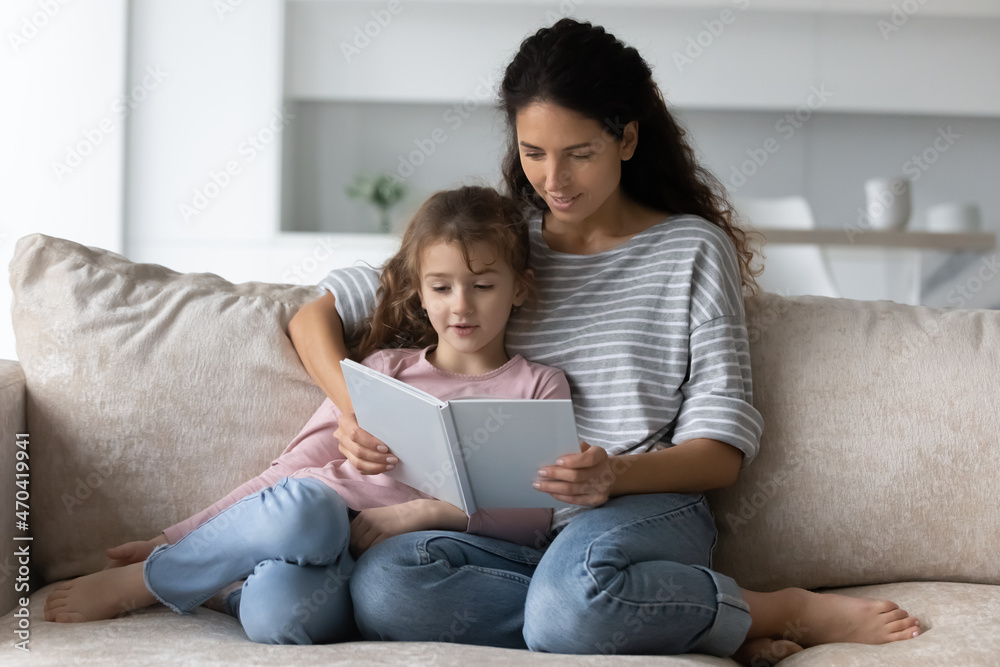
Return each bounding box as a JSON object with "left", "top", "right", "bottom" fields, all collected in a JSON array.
[
  {"left": 54, "top": 611, "right": 90, "bottom": 623},
  {"left": 881, "top": 608, "right": 910, "bottom": 623},
  {"left": 46, "top": 597, "right": 68, "bottom": 611},
  {"left": 44, "top": 598, "right": 68, "bottom": 621},
  {"left": 886, "top": 626, "right": 921, "bottom": 642},
  {"left": 885, "top": 616, "right": 920, "bottom": 633},
  {"left": 868, "top": 598, "right": 899, "bottom": 613},
  {"left": 44, "top": 592, "right": 67, "bottom": 615}
]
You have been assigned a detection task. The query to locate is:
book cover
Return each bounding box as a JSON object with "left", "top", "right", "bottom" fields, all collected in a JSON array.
[{"left": 341, "top": 359, "right": 577, "bottom": 514}]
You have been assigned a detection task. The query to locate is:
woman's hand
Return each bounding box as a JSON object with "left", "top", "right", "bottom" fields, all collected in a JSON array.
[
  {"left": 349, "top": 499, "right": 467, "bottom": 557},
  {"left": 335, "top": 412, "right": 399, "bottom": 475},
  {"left": 104, "top": 534, "right": 168, "bottom": 569},
  {"left": 534, "top": 442, "right": 615, "bottom": 507}
]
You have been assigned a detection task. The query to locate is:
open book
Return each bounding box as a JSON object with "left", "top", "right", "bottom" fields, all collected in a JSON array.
[{"left": 341, "top": 359, "right": 579, "bottom": 515}]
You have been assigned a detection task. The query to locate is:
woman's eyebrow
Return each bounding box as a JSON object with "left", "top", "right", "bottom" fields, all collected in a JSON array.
[{"left": 518, "top": 140, "right": 593, "bottom": 151}]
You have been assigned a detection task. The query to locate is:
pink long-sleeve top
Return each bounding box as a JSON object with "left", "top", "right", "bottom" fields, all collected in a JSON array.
[{"left": 163, "top": 347, "right": 571, "bottom": 548}]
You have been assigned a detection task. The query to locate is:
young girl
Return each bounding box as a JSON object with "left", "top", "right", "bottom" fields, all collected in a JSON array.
[{"left": 43, "top": 185, "right": 573, "bottom": 644}]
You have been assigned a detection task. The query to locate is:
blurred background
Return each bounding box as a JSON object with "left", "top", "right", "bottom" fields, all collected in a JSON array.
[{"left": 3, "top": 0, "right": 1000, "bottom": 360}]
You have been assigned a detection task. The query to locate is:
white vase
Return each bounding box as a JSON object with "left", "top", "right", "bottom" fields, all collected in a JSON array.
[
  {"left": 926, "top": 202, "right": 981, "bottom": 233},
  {"left": 864, "top": 177, "right": 912, "bottom": 230}
]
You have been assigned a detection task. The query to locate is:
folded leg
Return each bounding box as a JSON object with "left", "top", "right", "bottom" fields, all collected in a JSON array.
[{"left": 145, "top": 477, "right": 351, "bottom": 614}]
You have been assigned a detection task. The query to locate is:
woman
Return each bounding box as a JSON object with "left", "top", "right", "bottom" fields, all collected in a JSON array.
[{"left": 289, "top": 19, "right": 920, "bottom": 664}]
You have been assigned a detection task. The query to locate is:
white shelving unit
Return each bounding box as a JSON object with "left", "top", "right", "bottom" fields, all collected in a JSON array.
[{"left": 755, "top": 229, "right": 996, "bottom": 251}]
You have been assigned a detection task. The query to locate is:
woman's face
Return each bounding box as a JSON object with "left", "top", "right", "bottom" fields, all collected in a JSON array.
[{"left": 515, "top": 102, "right": 637, "bottom": 225}]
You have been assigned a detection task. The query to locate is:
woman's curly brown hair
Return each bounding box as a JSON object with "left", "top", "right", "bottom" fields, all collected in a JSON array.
[
  {"left": 499, "top": 18, "right": 762, "bottom": 293},
  {"left": 351, "top": 186, "right": 534, "bottom": 361}
]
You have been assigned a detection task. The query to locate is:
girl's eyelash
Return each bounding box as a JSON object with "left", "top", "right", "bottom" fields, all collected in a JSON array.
[{"left": 571, "top": 153, "right": 593, "bottom": 160}]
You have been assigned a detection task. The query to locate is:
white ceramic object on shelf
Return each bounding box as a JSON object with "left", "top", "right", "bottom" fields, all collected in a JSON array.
[
  {"left": 735, "top": 196, "right": 840, "bottom": 299},
  {"left": 926, "top": 203, "right": 982, "bottom": 233},
  {"left": 864, "top": 177, "right": 912, "bottom": 230}
]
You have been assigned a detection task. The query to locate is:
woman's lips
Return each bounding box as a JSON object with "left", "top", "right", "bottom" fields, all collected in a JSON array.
[{"left": 549, "top": 194, "right": 579, "bottom": 211}]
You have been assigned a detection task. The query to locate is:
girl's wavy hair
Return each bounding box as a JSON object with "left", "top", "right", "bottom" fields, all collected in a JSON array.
[
  {"left": 351, "top": 186, "right": 533, "bottom": 361},
  {"left": 499, "top": 18, "right": 761, "bottom": 293}
]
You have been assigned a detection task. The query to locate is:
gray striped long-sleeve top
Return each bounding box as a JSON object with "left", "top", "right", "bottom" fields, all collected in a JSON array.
[{"left": 320, "top": 213, "right": 763, "bottom": 533}]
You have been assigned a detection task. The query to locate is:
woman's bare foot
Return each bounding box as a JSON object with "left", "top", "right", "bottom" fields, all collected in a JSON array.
[
  {"left": 104, "top": 534, "right": 168, "bottom": 569},
  {"left": 742, "top": 587, "right": 920, "bottom": 652},
  {"left": 733, "top": 638, "right": 804, "bottom": 666},
  {"left": 44, "top": 562, "right": 157, "bottom": 622}
]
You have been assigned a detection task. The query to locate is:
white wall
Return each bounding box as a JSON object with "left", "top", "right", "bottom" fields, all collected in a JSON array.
[
  {"left": 121, "top": 0, "right": 405, "bottom": 285},
  {"left": 124, "top": 0, "right": 284, "bottom": 251},
  {"left": 0, "top": 0, "right": 128, "bottom": 361}
]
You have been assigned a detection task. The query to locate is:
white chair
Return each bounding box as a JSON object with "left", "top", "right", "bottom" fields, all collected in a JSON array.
[{"left": 734, "top": 196, "right": 840, "bottom": 298}]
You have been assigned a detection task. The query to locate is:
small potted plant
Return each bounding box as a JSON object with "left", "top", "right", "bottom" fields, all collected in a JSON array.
[{"left": 346, "top": 173, "right": 406, "bottom": 233}]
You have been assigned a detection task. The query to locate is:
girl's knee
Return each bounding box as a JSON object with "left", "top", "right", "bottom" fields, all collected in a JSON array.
[
  {"left": 239, "top": 560, "right": 355, "bottom": 645},
  {"left": 272, "top": 478, "right": 351, "bottom": 557}
]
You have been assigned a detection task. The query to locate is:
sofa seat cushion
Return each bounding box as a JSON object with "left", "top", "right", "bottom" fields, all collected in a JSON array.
[
  {"left": 3, "top": 581, "right": 997, "bottom": 665},
  {"left": 778, "top": 581, "right": 1000, "bottom": 666}
]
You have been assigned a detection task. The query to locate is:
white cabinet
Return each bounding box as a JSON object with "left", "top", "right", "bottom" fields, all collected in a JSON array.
[
  {"left": 818, "top": 14, "right": 1000, "bottom": 117},
  {"left": 284, "top": 0, "right": 1000, "bottom": 117}
]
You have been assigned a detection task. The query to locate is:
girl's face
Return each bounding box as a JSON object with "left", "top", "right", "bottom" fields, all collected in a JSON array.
[
  {"left": 418, "top": 240, "right": 528, "bottom": 375},
  {"left": 515, "top": 102, "right": 637, "bottom": 226}
]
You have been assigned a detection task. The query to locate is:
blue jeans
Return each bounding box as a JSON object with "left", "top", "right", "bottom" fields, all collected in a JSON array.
[
  {"left": 143, "top": 477, "right": 357, "bottom": 644},
  {"left": 350, "top": 493, "right": 751, "bottom": 656}
]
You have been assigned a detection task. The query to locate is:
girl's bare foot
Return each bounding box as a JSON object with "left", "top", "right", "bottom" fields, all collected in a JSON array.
[
  {"left": 104, "top": 534, "right": 168, "bottom": 569},
  {"left": 44, "top": 562, "right": 157, "bottom": 623},
  {"left": 742, "top": 587, "right": 920, "bottom": 654},
  {"left": 733, "top": 638, "right": 804, "bottom": 666}
]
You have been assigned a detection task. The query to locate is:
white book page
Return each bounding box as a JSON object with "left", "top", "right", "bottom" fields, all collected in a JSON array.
[{"left": 448, "top": 399, "right": 578, "bottom": 509}]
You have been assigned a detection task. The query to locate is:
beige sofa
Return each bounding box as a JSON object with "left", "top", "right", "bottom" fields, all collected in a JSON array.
[{"left": 2, "top": 233, "right": 998, "bottom": 666}]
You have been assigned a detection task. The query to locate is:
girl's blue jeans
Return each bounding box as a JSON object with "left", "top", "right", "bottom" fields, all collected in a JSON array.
[
  {"left": 143, "top": 476, "right": 358, "bottom": 644},
  {"left": 350, "top": 492, "right": 752, "bottom": 656}
]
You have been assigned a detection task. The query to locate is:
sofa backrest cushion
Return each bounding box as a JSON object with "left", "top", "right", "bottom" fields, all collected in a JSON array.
[
  {"left": 10, "top": 234, "right": 326, "bottom": 582},
  {"left": 709, "top": 291, "right": 1000, "bottom": 590}
]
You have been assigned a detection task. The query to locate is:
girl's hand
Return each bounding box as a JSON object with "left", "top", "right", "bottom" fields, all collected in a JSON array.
[
  {"left": 335, "top": 412, "right": 399, "bottom": 474},
  {"left": 349, "top": 499, "right": 467, "bottom": 557},
  {"left": 104, "top": 534, "right": 167, "bottom": 569},
  {"left": 534, "top": 442, "right": 615, "bottom": 507}
]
